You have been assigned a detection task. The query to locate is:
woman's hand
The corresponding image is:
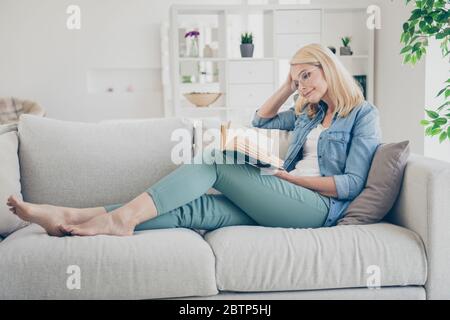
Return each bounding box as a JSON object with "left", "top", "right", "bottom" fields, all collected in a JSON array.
[
  {"left": 273, "top": 168, "right": 293, "bottom": 182},
  {"left": 284, "top": 71, "right": 296, "bottom": 94}
]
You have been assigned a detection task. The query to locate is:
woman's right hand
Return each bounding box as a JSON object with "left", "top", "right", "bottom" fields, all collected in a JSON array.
[{"left": 284, "top": 72, "right": 296, "bottom": 94}]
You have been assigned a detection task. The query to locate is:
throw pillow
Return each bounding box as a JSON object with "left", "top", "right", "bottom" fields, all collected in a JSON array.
[
  {"left": 337, "top": 140, "right": 410, "bottom": 225},
  {"left": 0, "top": 131, "right": 29, "bottom": 237},
  {"left": 0, "top": 123, "right": 18, "bottom": 134}
]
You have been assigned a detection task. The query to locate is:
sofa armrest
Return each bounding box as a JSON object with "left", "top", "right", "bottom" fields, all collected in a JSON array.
[{"left": 385, "top": 153, "right": 450, "bottom": 300}]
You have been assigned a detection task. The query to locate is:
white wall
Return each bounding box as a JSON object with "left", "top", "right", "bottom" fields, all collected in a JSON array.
[
  {"left": 0, "top": 0, "right": 239, "bottom": 122},
  {"left": 374, "top": 0, "right": 426, "bottom": 156},
  {"left": 424, "top": 38, "right": 450, "bottom": 162},
  {"left": 0, "top": 0, "right": 445, "bottom": 159}
]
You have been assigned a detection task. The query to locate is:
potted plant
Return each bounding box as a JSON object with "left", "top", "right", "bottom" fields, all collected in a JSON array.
[
  {"left": 400, "top": 0, "right": 449, "bottom": 143},
  {"left": 340, "top": 36, "right": 353, "bottom": 56},
  {"left": 240, "top": 32, "right": 254, "bottom": 58}
]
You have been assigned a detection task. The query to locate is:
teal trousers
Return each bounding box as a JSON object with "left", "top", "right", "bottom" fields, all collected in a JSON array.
[{"left": 104, "top": 152, "right": 330, "bottom": 231}]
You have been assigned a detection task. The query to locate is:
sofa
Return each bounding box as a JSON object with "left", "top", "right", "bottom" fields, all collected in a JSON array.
[{"left": 0, "top": 114, "right": 449, "bottom": 300}]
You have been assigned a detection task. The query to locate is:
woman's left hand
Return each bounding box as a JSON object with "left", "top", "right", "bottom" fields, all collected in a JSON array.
[{"left": 273, "top": 168, "right": 293, "bottom": 182}]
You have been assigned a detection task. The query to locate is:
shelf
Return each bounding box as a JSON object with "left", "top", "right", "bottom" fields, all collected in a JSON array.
[
  {"left": 180, "top": 83, "right": 222, "bottom": 93},
  {"left": 171, "top": 4, "right": 375, "bottom": 118},
  {"left": 179, "top": 57, "right": 226, "bottom": 62}
]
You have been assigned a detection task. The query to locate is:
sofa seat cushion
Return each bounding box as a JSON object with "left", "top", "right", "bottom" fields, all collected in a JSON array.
[
  {"left": 205, "top": 222, "right": 426, "bottom": 292},
  {"left": 0, "top": 224, "right": 218, "bottom": 299}
]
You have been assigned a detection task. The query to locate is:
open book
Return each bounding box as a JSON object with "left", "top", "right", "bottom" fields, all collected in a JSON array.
[{"left": 219, "top": 121, "right": 285, "bottom": 169}]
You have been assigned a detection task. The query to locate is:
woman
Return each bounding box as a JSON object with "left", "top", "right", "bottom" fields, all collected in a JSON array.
[{"left": 6, "top": 43, "right": 381, "bottom": 237}]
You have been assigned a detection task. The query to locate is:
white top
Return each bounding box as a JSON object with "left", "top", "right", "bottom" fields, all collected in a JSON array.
[{"left": 290, "top": 123, "right": 325, "bottom": 177}]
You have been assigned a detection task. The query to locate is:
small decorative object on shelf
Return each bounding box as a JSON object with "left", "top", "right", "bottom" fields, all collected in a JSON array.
[
  {"left": 340, "top": 36, "right": 353, "bottom": 56},
  {"left": 183, "top": 92, "right": 222, "bottom": 107},
  {"left": 328, "top": 46, "right": 336, "bottom": 54},
  {"left": 181, "top": 75, "right": 192, "bottom": 83},
  {"left": 107, "top": 87, "right": 114, "bottom": 93},
  {"left": 240, "top": 32, "right": 254, "bottom": 58},
  {"left": 126, "top": 85, "right": 134, "bottom": 93},
  {"left": 185, "top": 30, "right": 200, "bottom": 57},
  {"left": 203, "top": 44, "right": 213, "bottom": 58}
]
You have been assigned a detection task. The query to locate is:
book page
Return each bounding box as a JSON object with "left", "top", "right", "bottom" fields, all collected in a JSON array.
[{"left": 220, "top": 121, "right": 284, "bottom": 169}]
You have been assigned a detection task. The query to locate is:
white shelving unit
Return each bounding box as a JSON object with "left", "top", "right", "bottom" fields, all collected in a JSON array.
[{"left": 169, "top": 4, "right": 375, "bottom": 125}]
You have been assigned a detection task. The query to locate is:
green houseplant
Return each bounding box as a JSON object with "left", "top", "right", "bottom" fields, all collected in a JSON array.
[
  {"left": 340, "top": 36, "right": 353, "bottom": 55},
  {"left": 400, "top": 0, "right": 449, "bottom": 142},
  {"left": 240, "top": 32, "right": 254, "bottom": 58}
]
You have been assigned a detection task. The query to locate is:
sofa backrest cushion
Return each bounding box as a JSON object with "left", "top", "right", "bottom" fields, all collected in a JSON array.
[
  {"left": 18, "top": 115, "right": 193, "bottom": 208},
  {"left": 337, "top": 140, "right": 410, "bottom": 225},
  {"left": 0, "top": 129, "right": 30, "bottom": 237}
]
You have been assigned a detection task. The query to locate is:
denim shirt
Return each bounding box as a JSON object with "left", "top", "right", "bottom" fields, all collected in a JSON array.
[{"left": 251, "top": 100, "right": 382, "bottom": 227}]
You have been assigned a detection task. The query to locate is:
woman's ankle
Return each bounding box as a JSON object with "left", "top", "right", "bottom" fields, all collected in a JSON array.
[{"left": 63, "top": 207, "right": 107, "bottom": 225}]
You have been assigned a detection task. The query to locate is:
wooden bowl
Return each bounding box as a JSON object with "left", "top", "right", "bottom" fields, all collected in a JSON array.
[{"left": 183, "top": 92, "right": 222, "bottom": 107}]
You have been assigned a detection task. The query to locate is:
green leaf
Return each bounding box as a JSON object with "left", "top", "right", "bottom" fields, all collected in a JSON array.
[
  {"left": 436, "top": 32, "right": 447, "bottom": 40},
  {"left": 417, "top": 49, "right": 423, "bottom": 60},
  {"left": 410, "top": 9, "right": 423, "bottom": 21},
  {"left": 445, "top": 89, "right": 450, "bottom": 99},
  {"left": 428, "top": 26, "right": 440, "bottom": 34},
  {"left": 419, "top": 20, "right": 428, "bottom": 33},
  {"left": 425, "top": 15, "right": 433, "bottom": 24},
  {"left": 420, "top": 119, "right": 430, "bottom": 126},
  {"left": 425, "top": 126, "right": 433, "bottom": 136},
  {"left": 413, "top": 42, "right": 422, "bottom": 51},
  {"left": 404, "top": 32, "right": 411, "bottom": 44},
  {"left": 448, "top": 126, "right": 450, "bottom": 138},
  {"left": 431, "top": 127, "right": 442, "bottom": 136},
  {"left": 439, "top": 131, "right": 447, "bottom": 143},
  {"left": 437, "top": 101, "right": 450, "bottom": 111},
  {"left": 437, "top": 12, "right": 449, "bottom": 23},
  {"left": 400, "top": 45, "right": 412, "bottom": 54},
  {"left": 403, "top": 22, "right": 409, "bottom": 33},
  {"left": 434, "top": 117, "right": 448, "bottom": 126},
  {"left": 404, "top": 54, "right": 412, "bottom": 64},
  {"left": 426, "top": 110, "right": 439, "bottom": 119},
  {"left": 436, "top": 87, "right": 446, "bottom": 97}
]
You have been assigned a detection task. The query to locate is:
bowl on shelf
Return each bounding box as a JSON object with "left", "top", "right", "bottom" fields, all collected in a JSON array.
[{"left": 183, "top": 92, "right": 222, "bottom": 107}]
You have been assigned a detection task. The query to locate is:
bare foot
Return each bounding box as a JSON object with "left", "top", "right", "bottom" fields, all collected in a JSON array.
[
  {"left": 61, "top": 212, "right": 135, "bottom": 237},
  {"left": 6, "top": 195, "right": 98, "bottom": 237}
]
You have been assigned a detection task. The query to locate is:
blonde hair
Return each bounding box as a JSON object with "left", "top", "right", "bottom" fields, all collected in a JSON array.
[{"left": 290, "top": 43, "right": 364, "bottom": 119}]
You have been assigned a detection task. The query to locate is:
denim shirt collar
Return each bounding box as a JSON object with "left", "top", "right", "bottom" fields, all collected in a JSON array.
[{"left": 317, "top": 100, "right": 339, "bottom": 124}]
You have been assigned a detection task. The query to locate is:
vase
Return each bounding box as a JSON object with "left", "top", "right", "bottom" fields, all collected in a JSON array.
[
  {"left": 340, "top": 46, "right": 353, "bottom": 56},
  {"left": 189, "top": 37, "right": 199, "bottom": 57},
  {"left": 240, "top": 44, "right": 254, "bottom": 58}
]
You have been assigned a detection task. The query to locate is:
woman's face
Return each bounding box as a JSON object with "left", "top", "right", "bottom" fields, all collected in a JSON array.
[{"left": 290, "top": 64, "right": 328, "bottom": 104}]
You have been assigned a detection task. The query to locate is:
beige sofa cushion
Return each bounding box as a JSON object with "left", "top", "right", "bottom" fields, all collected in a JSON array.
[
  {"left": 0, "top": 224, "right": 218, "bottom": 299},
  {"left": 205, "top": 222, "right": 426, "bottom": 292}
]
